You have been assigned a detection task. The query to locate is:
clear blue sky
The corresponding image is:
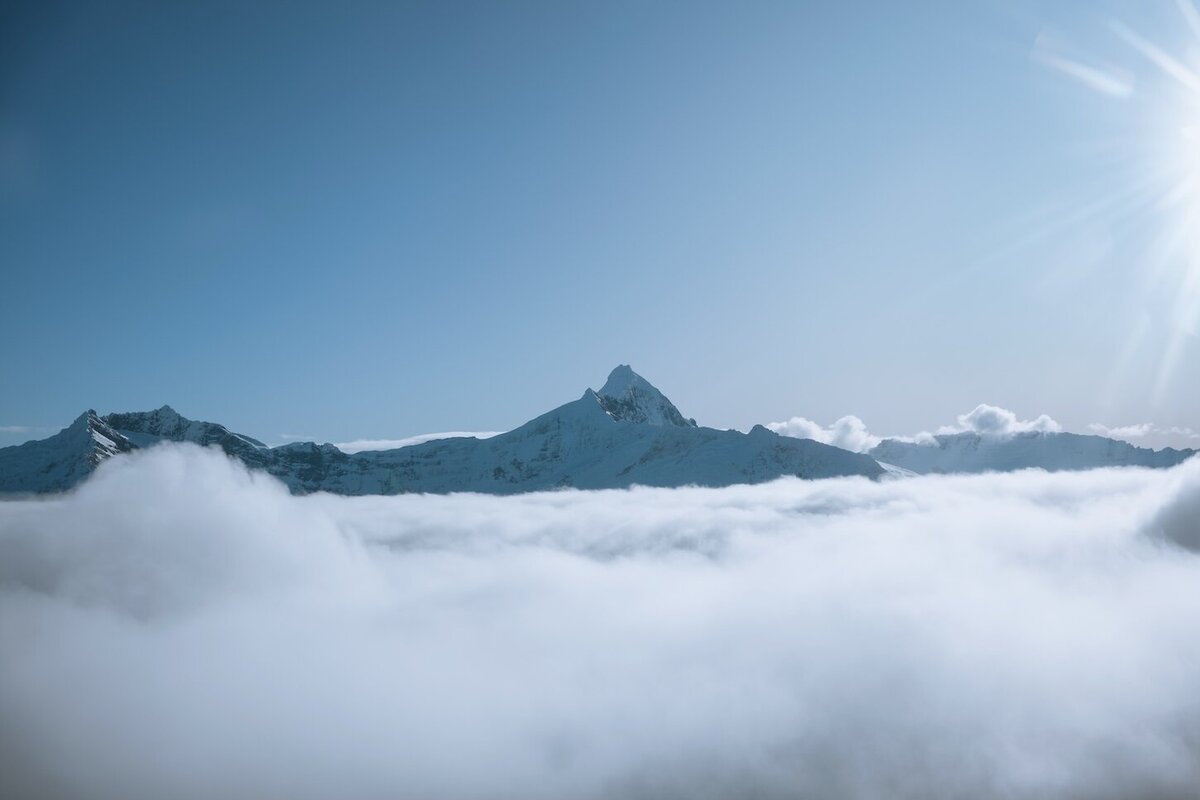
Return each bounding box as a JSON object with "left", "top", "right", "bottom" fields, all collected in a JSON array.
[{"left": 3, "top": 0, "right": 1198, "bottom": 446}]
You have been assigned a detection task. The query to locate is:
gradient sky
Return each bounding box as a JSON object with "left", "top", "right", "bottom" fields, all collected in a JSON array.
[{"left": 3, "top": 0, "right": 1198, "bottom": 447}]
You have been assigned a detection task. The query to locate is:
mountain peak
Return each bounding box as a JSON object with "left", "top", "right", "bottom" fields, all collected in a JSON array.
[
  {"left": 596, "top": 365, "right": 696, "bottom": 427},
  {"left": 69, "top": 410, "right": 99, "bottom": 427},
  {"left": 66, "top": 409, "right": 133, "bottom": 464},
  {"left": 103, "top": 405, "right": 269, "bottom": 452},
  {"left": 599, "top": 365, "right": 641, "bottom": 397}
]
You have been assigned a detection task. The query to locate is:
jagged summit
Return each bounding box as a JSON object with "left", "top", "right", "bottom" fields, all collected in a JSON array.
[
  {"left": 105, "top": 405, "right": 269, "bottom": 452},
  {"left": 598, "top": 365, "right": 642, "bottom": 397},
  {"left": 0, "top": 410, "right": 132, "bottom": 493},
  {"left": 596, "top": 365, "right": 696, "bottom": 427},
  {"left": 107, "top": 404, "right": 185, "bottom": 432},
  {"left": 67, "top": 410, "right": 131, "bottom": 463}
]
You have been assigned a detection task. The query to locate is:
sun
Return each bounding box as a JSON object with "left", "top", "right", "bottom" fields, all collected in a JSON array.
[{"left": 1035, "top": 3, "right": 1200, "bottom": 404}]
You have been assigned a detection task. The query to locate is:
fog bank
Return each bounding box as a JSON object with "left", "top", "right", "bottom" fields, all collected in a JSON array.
[{"left": 2, "top": 445, "right": 1199, "bottom": 799}]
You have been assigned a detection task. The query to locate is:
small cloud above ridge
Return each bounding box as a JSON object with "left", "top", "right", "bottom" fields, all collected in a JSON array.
[
  {"left": 769, "top": 403, "right": 1064, "bottom": 452},
  {"left": 334, "top": 431, "right": 504, "bottom": 453},
  {"left": 1089, "top": 423, "right": 1200, "bottom": 445},
  {"left": 767, "top": 415, "right": 881, "bottom": 453}
]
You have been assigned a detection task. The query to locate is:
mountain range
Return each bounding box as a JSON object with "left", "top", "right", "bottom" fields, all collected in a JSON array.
[
  {"left": 0, "top": 365, "right": 1193, "bottom": 495},
  {"left": 0, "top": 366, "right": 886, "bottom": 494},
  {"left": 869, "top": 430, "right": 1195, "bottom": 474}
]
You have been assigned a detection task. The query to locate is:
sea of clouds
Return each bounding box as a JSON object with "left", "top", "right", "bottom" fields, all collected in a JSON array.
[{"left": 2, "top": 444, "right": 1199, "bottom": 799}]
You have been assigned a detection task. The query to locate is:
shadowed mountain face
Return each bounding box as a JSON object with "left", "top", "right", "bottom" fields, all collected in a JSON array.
[
  {"left": 870, "top": 431, "right": 1196, "bottom": 474},
  {"left": 0, "top": 411, "right": 133, "bottom": 494},
  {"left": 596, "top": 364, "right": 697, "bottom": 427},
  {"left": 0, "top": 366, "right": 884, "bottom": 495}
]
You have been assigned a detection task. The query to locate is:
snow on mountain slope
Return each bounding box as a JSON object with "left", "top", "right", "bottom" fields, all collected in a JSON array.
[
  {"left": 105, "top": 405, "right": 273, "bottom": 468},
  {"left": 0, "top": 411, "right": 133, "bottom": 494},
  {"left": 6, "top": 366, "right": 1197, "bottom": 497},
  {"left": 0, "top": 367, "right": 884, "bottom": 495},
  {"left": 274, "top": 386, "right": 883, "bottom": 495},
  {"left": 876, "top": 461, "right": 918, "bottom": 479},
  {"left": 870, "top": 430, "right": 1196, "bottom": 474},
  {"left": 596, "top": 364, "right": 697, "bottom": 427}
]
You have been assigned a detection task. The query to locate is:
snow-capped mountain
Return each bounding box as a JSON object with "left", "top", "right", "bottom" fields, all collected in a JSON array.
[
  {"left": 596, "top": 364, "right": 697, "bottom": 427},
  {"left": 7, "top": 367, "right": 1193, "bottom": 496},
  {"left": 0, "top": 366, "right": 884, "bottom": 495},
  {"left": 0, "top": 411, "right": 134, "bottom": 494},
  {"left": 870, "top": 430, "right": 1195, "bottom": 474},
  {"left": 105, "top": 405, "right": 275, "bottom": 469}
]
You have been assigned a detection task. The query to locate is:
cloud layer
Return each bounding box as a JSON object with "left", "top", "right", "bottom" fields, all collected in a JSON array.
[{"left": 3, "top": 445, "right": 1200, "bottom": 799}]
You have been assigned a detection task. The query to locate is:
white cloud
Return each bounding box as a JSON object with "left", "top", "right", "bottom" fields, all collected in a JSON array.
[
  {"left": 768, "top": 404, "right": 1061, "bottom": 451},
  {"left": 1169, "top": 426, "right": 1199, "bottom": 439},
  {"left": 766, "top": 415, "right": 880, "bottom": 453},
  {"left": 771, "top": 405, "right": 1200, "bottom": 455},
  {"left": 334, "top": 431, "right": 504, "bottom": 453},
  {"left": 2, "top": 444, "right": 1200, "bottom": 798},
  {"left": 1090, "top": 422, "right": 1154, "bottom": 439},
  {"left": 0, "top": 425, "right": 59, "bottom": 447},
  {"left": 1090, "top": 423, "right": 1200, "bottom": 445},
  {"left": 939, "top": 403, "right": 1062, "bottom": 437}
]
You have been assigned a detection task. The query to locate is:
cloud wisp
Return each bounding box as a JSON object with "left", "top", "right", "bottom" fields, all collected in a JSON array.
[
  {"left": 334, "top": 431, "right": 504, "bottom": 453},
  {"left": 2, "top": 445, "right": 1200, "bottom": 799},
  {"left": 1089, "top": 422, "right": 1200, "bottom": 444},
  {"left": 0, "top": 425, "right": 57, "bottom": 435}
]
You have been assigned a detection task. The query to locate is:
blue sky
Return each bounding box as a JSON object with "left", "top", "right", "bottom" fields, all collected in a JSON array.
[{"left": 2, "top": 0, "right": 1198, "bottom": 447}]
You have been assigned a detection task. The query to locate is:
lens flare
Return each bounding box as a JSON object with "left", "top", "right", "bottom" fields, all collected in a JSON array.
[
  {"left": 1120, "top": 13, "right": 1200, "bottom": 397},
  {"left": 1036, "top": 3, "right": 1200, "bottom": 408}
]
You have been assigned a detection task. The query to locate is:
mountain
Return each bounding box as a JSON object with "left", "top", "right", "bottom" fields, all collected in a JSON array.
[
  {"left": 105, "top": 405, "right": 275, "bottom": 469},
  {"left": 596, "top": 364, "right": 697, "bottom": 427},
  {"left": 0, "top": 366, "right": 885, "bottom": 495},
  {"left": 0, "top": 411, "right": 134, "bottom": 494},
  {"left": 870, "top": 430, "right": 1195, "bottom": 474}
]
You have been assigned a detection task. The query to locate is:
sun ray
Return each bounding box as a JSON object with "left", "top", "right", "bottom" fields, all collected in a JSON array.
[
  {"left": 1037, "top": 8, "right": 1200, "bottom": 411},
  {"left": 1032, "top": 43, "right": 1132, "bottom": 97},
  {"left": 1175, "top": 0, "right": 1200, "bottom": 44},
  {"left": 1110, "top": 21, "right": 1200, "bottom": 92}
]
